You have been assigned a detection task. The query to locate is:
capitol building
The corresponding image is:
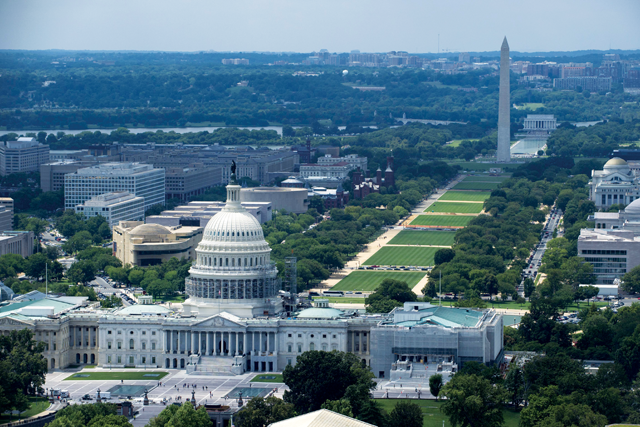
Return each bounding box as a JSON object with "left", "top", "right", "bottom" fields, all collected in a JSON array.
[{"left": 0, "top": 172, "right": 504, "bottom": 377}]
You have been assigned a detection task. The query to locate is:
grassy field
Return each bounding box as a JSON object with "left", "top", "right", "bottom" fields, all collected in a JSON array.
[
  {"left": 64, "top": 371, "right": 168, "bottom": 381},
  {"left": 439, "top": 191, "right": 491, "bottom": 202},
  {"left": 0, "top": 397, "right": 50, "bottom": 422},
  {"left": 444, "top": 161, "right": 517, "bottom": 171},
  {"left": 332, "top": 271, "right": 427, "bottom": 292},
  {"left": 452, "top": 182, "right": 499, "bottom": 191},
  {"left": 373, "top": 399, "right": 520, "bottom": 427},
  {"left": 410, "top": 215, "right": 473, "bottom": 227},
  {"left": 462, "top": 176, "right": 508, "bottom": 182},
  {"left": 388, "top": 230, "right": 456, "bottom": 246},
  {"left": 437, "top": 299, "right": 609, "bottom": 311},
  {"left": 447, "top": 139, "right": 478, "bottom": 147},
  {"left": 363, "top": 247, "right": 438, "bottom": 266},
  {"left": 426, "top": 202, "right": 484, "bottom": 214},
  {"left": 251, "top": 374, "right": 284, "bottom": 383}
]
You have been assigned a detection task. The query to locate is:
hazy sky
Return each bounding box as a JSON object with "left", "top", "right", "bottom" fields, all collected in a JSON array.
[{"left": 1, "top": 0, "right": 639, "bottom": 53}]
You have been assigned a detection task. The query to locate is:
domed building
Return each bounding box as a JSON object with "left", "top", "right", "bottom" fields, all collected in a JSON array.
[
  {"left": 182, "top": 176, "right": 281, "bottom": 318},
  {"left": 589, "top": 157, "right": 640, "bottom": 208}
]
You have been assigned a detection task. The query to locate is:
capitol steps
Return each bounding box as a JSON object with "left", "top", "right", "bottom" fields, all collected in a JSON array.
[{"left": 188, "top": 355, "right": 235, "bottom": 375}]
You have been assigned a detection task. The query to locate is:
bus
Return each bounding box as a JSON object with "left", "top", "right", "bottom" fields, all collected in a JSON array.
[{"left": 323, "top": 291, "right": 344, "bottom": 297}]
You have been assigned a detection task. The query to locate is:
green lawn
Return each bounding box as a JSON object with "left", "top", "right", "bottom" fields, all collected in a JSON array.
[
  {"left": 439, "top": 191, "right": 491, "bottom": 202},
  {"left": 159, "top": 295, "right": 186, "bottom": 303},
  {"left": 452, "top": 182, "right": 499, "bottom": 191},
  {"left": 0, "top": 396, "right": 50, "bottom": 422},
  {"left": 447, "top": 139, "right": 478, "bottom": 147},
  {"left": 251, "top": 374, "right": 284, "bottom": 383},
  {"left": 388, "top": 230, "right": 456, "bottom": 246},
  {"left": 64, "top": 371, "right": 168, "bottom": 381},
  {"left": 363, "top": 247, "right": 438, "bottom": 267},
  {"left": 332, "top": 271, "right": 427, "bottom": 292},
  {"left": 462, "top": 176, "right": 508, "bottom": 182},
  {"left": 373, "top": 399, "right": 520, "bottom": 427},
  {"left": 426, "top": 202, "right": 484, "bottom": 214},
  {"left": 410, "top": 215, "right": 473, "bottom": 227},
  {"left": 445, "top": 161, "right": 513, "bottom": 171}
]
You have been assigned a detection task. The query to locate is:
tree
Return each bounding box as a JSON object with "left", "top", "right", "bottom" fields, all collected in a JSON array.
[
  {"left": 0, "top": 329, "right": 47, "bottom": 414},
  {"left": 434, "top": 248, "right": 455, "bottom": 265},
  {"left": 235, "top": 396, "right": 296, "bottom": 427},
  {"left": 62, "top": 231, "right": 93, "bottom": 254},
  {"left": 67, "top": 260, "right": 97, "bottom": 284},
  {"left": 128, "top": 269, "right": 145, "bottom": 287},
  {"left": 429, "top": 374, "right": 443, "bottom": 400},
  {"left": 87, "top": 414, "right": 132, "bottom": 427},
  {"left": 622, "top": 265, "right": 640, "bottom": 293},
  {"left": 504, "top": 366, "right": 525, "bottom": 408},
  {"left": 536, "top": 403, "right": 608, "bottom": 427},
  {"left": 365, "top": 278, "right": 417, "bottom": 313},
  {"left": 524, "top": 278, "right": 535, "bottom": 301},
  {"left": 147, "top": 402, "right": 210, "bottom": 427},
  {"left": 388, "top": 401, "right": 423, "bottom": 427},
  {"left": 282, "top": 350, "right": 375, "bottom": 415},
  {"left": 25, "top": 253, "right": 48, "bottom": 279},
  {"left": 321, "top": 399, "right": 353, "bottom": 417},
  {"left": 440, "top": 374, "right": 508, "bottom": 427}
]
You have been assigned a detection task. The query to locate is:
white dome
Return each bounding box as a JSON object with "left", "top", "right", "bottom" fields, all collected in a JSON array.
[
  {"left": 625, "top": 198, "right": 640, "bottom": 215},
  {"left": 202, "top": 210, "right": 265, "bottom": 243}
]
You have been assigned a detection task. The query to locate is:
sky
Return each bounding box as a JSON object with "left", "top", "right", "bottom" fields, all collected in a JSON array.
[{"left": 0, "top": 0, "right": 639, "bottom": 53}]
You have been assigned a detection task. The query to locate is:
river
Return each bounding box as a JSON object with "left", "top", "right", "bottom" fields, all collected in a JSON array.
[{"left": 0, "top": 125, "right": 289, "bottom": 137}]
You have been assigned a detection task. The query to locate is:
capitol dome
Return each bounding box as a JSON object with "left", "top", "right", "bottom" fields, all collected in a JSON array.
[
  {"left": 182, "top": 173, "right": 280, "bottom": 318},
  {"left": 625, "top": 198, "right": 640, "bottom": 215},
  {"left": 603, "top": 157, "right": 630, "bottom": 173}
]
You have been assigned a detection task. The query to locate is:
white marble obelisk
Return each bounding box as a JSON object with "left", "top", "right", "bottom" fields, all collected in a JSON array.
[{"left": 497, "top": 37, "right": 511, "bottom": 163}]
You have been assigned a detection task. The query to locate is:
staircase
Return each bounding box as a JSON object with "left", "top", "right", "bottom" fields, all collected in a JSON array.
[{"left": 187, "top": 355, "right": 246, "bottom": 375}]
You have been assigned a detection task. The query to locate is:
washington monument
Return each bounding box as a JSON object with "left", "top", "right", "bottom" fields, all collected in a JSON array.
[{"left": 497, "top": 37, "right": 511, "bottom": 162}]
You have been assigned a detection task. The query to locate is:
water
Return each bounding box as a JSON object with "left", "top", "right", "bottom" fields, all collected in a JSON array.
[
  {"left": 511, "top": 138, "right": 547, "bottom": 155},
  {"left": 106, "top": 384, "right": 150, "bottom": 397},
  {"left": 0, "top": 125, "right": 288, "bottom": 137},
  {"left": 224, "top": 387, "right": 270, "bottom": 399},
  {"left": 503, "top": 315, "right": 522, "bottom": 325}
]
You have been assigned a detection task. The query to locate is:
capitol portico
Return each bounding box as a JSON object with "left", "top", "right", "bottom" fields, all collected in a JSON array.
[{"left": 0, "top": 169, "right": 504, "bottom": 378}]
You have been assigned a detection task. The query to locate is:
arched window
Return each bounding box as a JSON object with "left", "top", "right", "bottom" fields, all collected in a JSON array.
[
  {"left": 129, "top": 339, "right": 134, "bottom": 350},
  {"left": 309, "top": 343, "right": 315, "bottom": 351},
  {"left": 142, "top": 342, "right": 146, "bottom": 350}
]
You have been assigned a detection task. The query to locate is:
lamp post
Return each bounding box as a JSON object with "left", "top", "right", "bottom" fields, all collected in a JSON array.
[
  {"left": 96, "top": 388, "right": 101, "bottom": 403},
  {"left": 143, "top": 389, "right": 149, "bottom": 406}
]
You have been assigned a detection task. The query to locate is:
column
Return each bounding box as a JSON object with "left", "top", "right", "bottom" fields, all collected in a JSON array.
[
  {"left": 235, "top": 333, "right": 239, "bottom": 356},
  {"left": 267, "top": 332, "right": 270, "bottom": 354},
  {"left": 191, "top": 332, "right": 196, "bottom": 355},
  {"left": 243, "top": 332, "right": 247, "bottom": 355},
  {"left": 359, "top": 332, "right": 363, "bottom": 354},
  {"left": 214, "top": 331, "right": 219, "bottom": 356},
  {"left": 206, "top": 332, "right": 211, "bottom": 355},
  {"left": 274, "top": 331, "right": 277, "bottom": 354},
  {"left": 367, "top": 332, "right": 370, "bottom": 355}
]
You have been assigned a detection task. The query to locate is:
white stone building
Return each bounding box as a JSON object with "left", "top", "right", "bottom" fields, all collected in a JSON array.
[
  {"left": 75, "top": 192, "right": 145, "bottom": 228},
  {"left": 0, "top": 137, "right": 50, "bottom": 175},
  {"left": 64, "top": 162, "right": 165, "bottom": 211},
  {"left": 589, "top": 158, "right": 640, "bottom": 208}
]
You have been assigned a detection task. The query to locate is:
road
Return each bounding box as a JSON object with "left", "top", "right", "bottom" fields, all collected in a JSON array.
[
  {"left": 91, "top": 276, "right": 131, "bottom": 306},
  {"left": 519, "top": 207, "right": 563, "bottom": 295}
]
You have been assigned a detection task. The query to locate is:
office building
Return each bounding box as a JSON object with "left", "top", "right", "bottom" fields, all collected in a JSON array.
[
  {"left": 553, "top": 77, "right": 612, "bottom": 92},
  {"left": 75, "top": 192, "right": 145, "bottom": 228},
  {"left": 240, "top": 187, "right": 308, "bottom": 214},
  {"left": 0, "top": 231, "right": 34, "bottom": 257},
  {"left": 316, "top": 154, "right": 367, "bottom": 171},
  {"left": 165, "top": 167, "right": 223, "bottom": 201},
  {"left": 0, "top": 206, "right": 12, "bottom": 231},
  {"left": 0, "top": 137, "right": 50, "bottom": 175},
  {"left": 0, "top": 198, "right": 14, "bottom": 216},
  {"left": 112, "top": 221, "right": 203, "bottom": 267},
  {"left": 41, "top": 160, "right": 98, "bottom": 192},
  {"left": 64, "top": 162, "right": 165, "bottom": 211}
]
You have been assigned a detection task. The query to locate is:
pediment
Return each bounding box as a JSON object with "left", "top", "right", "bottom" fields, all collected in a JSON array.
[
  {"left": 193, "top": 313, "right": 244, "bottom": 329},
  {"left": 0, "top": 315, "right": 34, "bottom": 327}
]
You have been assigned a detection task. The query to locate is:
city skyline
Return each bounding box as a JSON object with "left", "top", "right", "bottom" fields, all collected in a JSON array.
[{"left": 1, "top": 0, "right": 639, "bottom": 53}]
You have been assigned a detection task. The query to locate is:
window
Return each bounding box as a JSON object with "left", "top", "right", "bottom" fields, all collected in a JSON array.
[
  {"left": 117, "top": 331, "right": 122, "bottom": 335},
  {"left": 152, "top": 357, "right": 156, "bottom": 364},
  {"left": 129, "top": 356, "right": 134, "bottom": 364},
  {"left": 287, "top": 359, "right": 292, "bottom": 366},
  {"left": 108, "top": 356, "right": 111, "bottom": 363},
  {"left": 108, "top": 331, "right": 112, "bottom": 335},
  {"left": 130, "top": 331, "right": 134, "bottom": 335},
  {"left": 117, "top": 342, "right": 122, "bottom": 349},
  {"left": 108, "top": 342, "right": 112, "bottom": 349},
  {"left": 310, "top": 343, "right": 315, "bottom": 351},
  {"left": 142, "top": 331, "right": 146, "bottom": 335},
  {"left": 152, "top": 342, "right": 156, "bottom": 350},
  {"left": 298, "top": 334, "right": 302, "bottom": 338},
  {"left": 310, "top": 334, "right": 314, "bottom": 338},
  {"left": 142, "top": 342, "right": 146, "bottom": 350},
  {"left": 117, "top": 356, "right": 121, "bottom": 364},
  {"left": 288, "top": 333, "right": 292, "bottom": 338},
  {"left": 129, "top": 339, "right": 134, "bottom": 350},
  {"left": 333, "top": 335, "right": 336, "bottom": 339},
  {"left": 298, "top": 344, "right": 302, "bottom": 353},
  {"left": 288, "top": 345, "right": 292, "bottom": 352},
  {"left": 152, "top": 331, "right": 156, "bottom": 336},
  {"left": 323, "top": 334, "right": 327, "bottom": 339},
  {"left": 142, "top": 357, "right": 146, "bottom": 364}
]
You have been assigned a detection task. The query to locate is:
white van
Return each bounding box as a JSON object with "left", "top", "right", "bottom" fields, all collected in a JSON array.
[{"left": 61, "top": 390, "right": 70, "bottom": 398}]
